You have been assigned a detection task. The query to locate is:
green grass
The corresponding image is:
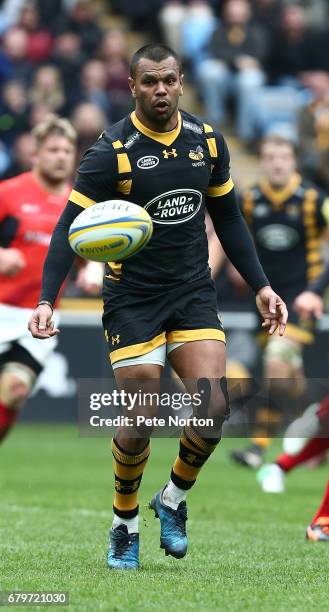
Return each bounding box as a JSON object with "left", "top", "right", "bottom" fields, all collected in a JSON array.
[{"left": 1, "top": 426, "right": 328, "bottom": 611}]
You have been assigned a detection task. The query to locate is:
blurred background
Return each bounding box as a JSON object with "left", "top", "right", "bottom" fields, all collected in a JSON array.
[{"left": 1, "top": 0, "right": 329, "bottom": 421}]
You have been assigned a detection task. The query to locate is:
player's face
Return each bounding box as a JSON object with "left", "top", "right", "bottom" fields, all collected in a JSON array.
[
  {"left": 128, "top": 57, "right": 183, "bottom": 130},
  {"left": 35, "top": 135, "right": 76, "bottom": 183},
  {"left": 260, "top": 143, "right": 297, "bottom": 187}
]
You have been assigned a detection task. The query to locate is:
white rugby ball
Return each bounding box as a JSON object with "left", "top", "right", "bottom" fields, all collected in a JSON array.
[{"left": 68, "top": 199, "right": 153, "bottom": 262}]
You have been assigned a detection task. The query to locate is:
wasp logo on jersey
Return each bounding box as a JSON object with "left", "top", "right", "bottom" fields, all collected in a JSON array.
[
  {"left": 111, "top": 334, "right": 120, "bottom": 345},
  {"left": 163, "top": 148, "right": 177, "bottom": 159},
  {"left": 189, "top": 146, "right": 204, "bottom": 161},
  {"left": 145, "top": 189, "right": 202, "bottom": 224}
]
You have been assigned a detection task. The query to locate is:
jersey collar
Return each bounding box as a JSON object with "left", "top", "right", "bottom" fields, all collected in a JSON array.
[
  {"left": 131, "top": 111, "right": 182, "bottom": 146},
  {"left": 260, "top": 173, "right": 302, "bottom": 207}
]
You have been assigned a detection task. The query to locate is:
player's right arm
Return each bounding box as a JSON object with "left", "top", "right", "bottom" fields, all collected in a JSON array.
[{"left": 29, "top": 137, "right": 118, "bottom": 339}]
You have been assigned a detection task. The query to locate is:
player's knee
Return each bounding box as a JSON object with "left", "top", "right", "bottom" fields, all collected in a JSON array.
[
  {"left": 197, "top": 376, "right": 230, "bottom": 424},
  {"left": 0, "top": 364, "right": 36, "bottom": 409}
]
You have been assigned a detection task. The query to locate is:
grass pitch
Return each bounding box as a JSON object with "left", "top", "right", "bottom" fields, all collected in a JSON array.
[{"left": 1, "top": 425, "right": 328, "bottom": 611}]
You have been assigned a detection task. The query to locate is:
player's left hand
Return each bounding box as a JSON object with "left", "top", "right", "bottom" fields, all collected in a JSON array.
[
  {"left": 255, "top": 285, "right": 288, "bottom": 336},
  {"left": 293, "top": 291, "right": 323, "bottom": 321}
]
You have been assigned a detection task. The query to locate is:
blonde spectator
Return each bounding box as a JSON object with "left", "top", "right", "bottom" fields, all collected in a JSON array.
[{"left": 29, "top": 65, "right": 65, "bottom": 113}]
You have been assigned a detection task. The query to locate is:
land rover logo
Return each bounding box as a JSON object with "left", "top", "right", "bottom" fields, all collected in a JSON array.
[
  {"left": 256, "top": 224, "right": 299, "bottom": 250},
  {"left": 145, "top": 189, "right": 202, "bottom": 224},
  {"left": 137, "top": 155, "right": 159, "bottom": 169}
]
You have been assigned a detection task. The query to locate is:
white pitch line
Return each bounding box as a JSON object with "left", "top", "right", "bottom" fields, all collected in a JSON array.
[{"left": 0, "top": 503, "right": 110, "bottom": 519}]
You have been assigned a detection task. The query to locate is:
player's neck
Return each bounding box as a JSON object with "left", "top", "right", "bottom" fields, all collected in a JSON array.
[
  {"left": 32, "top": 169, "right": 69, "bottom": 195},
  {"left": 134, "top": 109, "right": 179, "bottom": 133}
]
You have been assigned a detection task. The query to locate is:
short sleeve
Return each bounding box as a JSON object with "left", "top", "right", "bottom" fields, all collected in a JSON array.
[
  {"left": 204, "top": 126, "right": 234, "bottom": 198},
  {"left": 69, "top": 135, "right": 119, "bottom": 209}
]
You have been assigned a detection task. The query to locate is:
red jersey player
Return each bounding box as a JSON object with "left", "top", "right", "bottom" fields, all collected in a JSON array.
[
  {"left": 0, "top": 115, "right": 77, "bottom": 443},
  {"left": 258, "top": 266, "right": 329, "bottom": 541}
]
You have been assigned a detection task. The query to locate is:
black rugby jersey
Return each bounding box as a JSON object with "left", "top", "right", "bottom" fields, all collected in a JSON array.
[
  {"left": 69, "top": 110, "right": 234, "bottom": 289},
  {"left": 241, "top": 174, "right": 329, "bottom": 298}
]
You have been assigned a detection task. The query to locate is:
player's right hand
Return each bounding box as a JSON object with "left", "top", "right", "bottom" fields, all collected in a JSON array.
[
  {"left": 0, "top": 247, "right": 26, "bottom": 276},
  {"left": 28, "top": 304, "right": 60, "bottom": 339}
]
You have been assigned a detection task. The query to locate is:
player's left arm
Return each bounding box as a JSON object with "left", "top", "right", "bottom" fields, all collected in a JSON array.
[{"left": 205, "top": 131, "right": 287, "bottom": 335}]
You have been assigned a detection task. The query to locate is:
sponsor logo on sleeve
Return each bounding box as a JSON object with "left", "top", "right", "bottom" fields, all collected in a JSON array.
[{"left": 145, "top": 189, "right": 202, "bottom": 224}]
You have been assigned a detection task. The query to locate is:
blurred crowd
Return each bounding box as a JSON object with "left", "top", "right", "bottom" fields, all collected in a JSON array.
[{"left": 0, "top": 0, "right": 329, "bottom": 190}]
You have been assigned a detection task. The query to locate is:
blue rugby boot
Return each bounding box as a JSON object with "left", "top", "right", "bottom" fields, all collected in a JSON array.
[
  {"left": 107, "top": 524, "right": 139, "bottom": 569},
  {"left": 149, "top": 489, "right": 188, "bottom": 559}
]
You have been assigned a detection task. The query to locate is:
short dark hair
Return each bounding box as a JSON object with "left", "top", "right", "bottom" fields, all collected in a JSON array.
[
  {"left": 259, "top": 134, "right": 297, "bottom": 156},
  {"left": 129, "top": 43, "right": 182, "bottom": 78}
]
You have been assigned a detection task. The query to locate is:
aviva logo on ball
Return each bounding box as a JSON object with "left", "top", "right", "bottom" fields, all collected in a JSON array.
[{"left": 68, "top": 200, "right": 153, "bottom": 263}]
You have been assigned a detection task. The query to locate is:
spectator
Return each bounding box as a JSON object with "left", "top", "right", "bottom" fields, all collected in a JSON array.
[
  {"left": 299, "top": 72, "right": 329, "bottom": 192},
  {"left": 18, "top": 0, "right": 53, "bottom": 63},
  {"left": 99, "top": 30, "right": 132, "bottom": 121},
  {"left": 2, "top": 131, "right": 35, "bottom": 179},
  {"left": 196, "top": 0, "right": 267, "bottom": 141},
  {"left": 55, "top": 0, "right": 103, "bottom": 56},
  {"left": 71, "top": 101, "right": 108, "bottom": 162},
  {"left": 0, "top": 80, "right": 29, "bottom": 147},
  {"left": 29, "top": 104, "right": 55, "bottom": 128},
  {"left": 160, "top": 0, "right": 216, "bottom": 60},
  {"left": 29, "top": 65, "right": 65, "bottom": 114},
  {"left": 251, "top": 0, "right": 283, "bottom": 32},
  {"left": 80, "top": 59, "right": 111, "bottom": 121},
  {"left": 0, "top": 0, "right": 26, "bottom": 31},
  {"left": 113, "top": 0, "right": 164, "bottom": 35},
  {"left": 0, "top": 27, "right": 33, "bottom": 85},
  {"left": 51, "top": 31, "right": 86, "bottom": 113},
  {"left": 266, "top": 4, "right": 328, "bottom": 85}
]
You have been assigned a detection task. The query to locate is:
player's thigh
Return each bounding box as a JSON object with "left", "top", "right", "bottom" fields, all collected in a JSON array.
[{"left": 168, "top": 339, "right": 226, "bottom": 379}]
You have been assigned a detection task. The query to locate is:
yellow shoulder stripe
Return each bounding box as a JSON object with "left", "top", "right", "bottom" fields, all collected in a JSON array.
[
  {"left": 206, "top": 137, "right": 217, "bottom": 159},
  {"left": 207, "top": 177, "right": 234, "bottom": 198},
  {"left": 112, "top": 140, "right": 123, "bottom": 149},
  {"left": 117, "top": 152, "right": 131, "bottom": 174},
  {"left": 203, "top": 123, "right": 213, "bottom": 133},
  {"left": 69, "top": 189, "right": 96, "bottom": 209}
]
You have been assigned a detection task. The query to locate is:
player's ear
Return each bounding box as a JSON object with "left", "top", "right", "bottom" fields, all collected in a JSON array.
[
  {"left": 128, "top": 77, "right": 136, "bottom": 98},
  {"left": 179, "top": 73, "right": 184, "bottom": 97}
]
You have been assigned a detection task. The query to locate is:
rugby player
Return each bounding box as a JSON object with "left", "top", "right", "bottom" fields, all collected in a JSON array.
[
  {"left": 258, "top": 265, "right": 329, "bottom": 512},
  {"left": 0, "top": 116, "right": 76, "bottom": 443},
  {"left": 230, "top": 135, "right": 329, "bottom": 469},
  {"left": 28, "top": 44, "right": 287, "bottom": 569}
]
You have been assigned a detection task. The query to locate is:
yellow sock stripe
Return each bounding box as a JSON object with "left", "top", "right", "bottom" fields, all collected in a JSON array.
[
  {"left": 172, "top": 456, "right": 203, "bottom": 482},
  {"left": 184, "top": 426, "right": 218, "bottom": 454},
  {"left": 113, "top": 457, "right": 149, "bottom": 480},
  {"left": 180, "top": 436, "right": 208, "bottom": 456},
  {"left": 112, "top": 439, "right": 150, "bottom": 466},
  {"left": 113, "top": 491, "right": 140, "bottom": 511}
]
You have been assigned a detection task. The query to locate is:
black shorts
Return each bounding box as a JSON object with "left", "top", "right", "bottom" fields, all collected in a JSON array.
[
  {"left": 102, "top": 277, "right": 225, "bottom": 366},
  {"left": 0, "top": 342, "right": 42, "bottom": 376}
]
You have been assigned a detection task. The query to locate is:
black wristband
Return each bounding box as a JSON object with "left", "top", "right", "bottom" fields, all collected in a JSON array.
[{"left": 37, "top": 300, "right": 54, "bottom": 312}]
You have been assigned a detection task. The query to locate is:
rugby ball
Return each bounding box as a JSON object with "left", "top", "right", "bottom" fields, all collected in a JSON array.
[{"left": 68, "top": 199, "right": 153, "bottom": 262}]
